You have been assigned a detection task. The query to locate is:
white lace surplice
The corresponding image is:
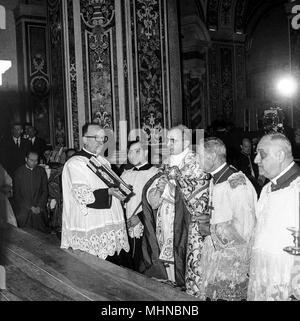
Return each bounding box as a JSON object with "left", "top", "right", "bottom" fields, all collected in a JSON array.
[
  {"left": 0, "top": 166, "right": 17, "bottom": 227},
  {"left": 248, "top": 179, "right": 300, "bottom": 301},
  {"left": 156, "top": 182, "right": 176, "bottom": 262},
  {"left": 61, "top": 155, "right": 129, "bottom": 259},
  {"left": 197, "top": 173, "right": 257, "bottom": 301}
]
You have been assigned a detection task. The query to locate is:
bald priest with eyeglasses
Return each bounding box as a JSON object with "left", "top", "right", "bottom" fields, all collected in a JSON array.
[{"left": 61, "top": 123, "right": 130, "bottom": 266}]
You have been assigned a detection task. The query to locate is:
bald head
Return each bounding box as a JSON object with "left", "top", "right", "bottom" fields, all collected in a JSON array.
[
  {"left": 198, "top": 137, "right": 227, "bottom": 173},
  {"left": 167, "top": 125, "right": 191, "bottom": 155},
  {"left": 254, "top": 133, "right": 293, "bottom": 179},
  {"left": 241, "top": 137, "right": 252, "bottom": 155}
]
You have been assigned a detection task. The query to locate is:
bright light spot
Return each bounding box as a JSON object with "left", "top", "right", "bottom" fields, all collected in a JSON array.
[
  {"left": 276, "top": 76, "right": 298, "bottom": 97},
  {"left": 0, "top": 60, "right": 12, "bottom": 85}
]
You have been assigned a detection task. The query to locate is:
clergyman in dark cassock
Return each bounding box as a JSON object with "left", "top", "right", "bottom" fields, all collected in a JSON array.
[{"left": 13, "top": 151, "right": 49, "bottom": 233}]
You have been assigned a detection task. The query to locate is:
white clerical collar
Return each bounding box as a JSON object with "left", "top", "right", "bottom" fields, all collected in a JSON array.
[
  {"left": 83, "top": 147, "right": 97, "bottom": 157},
  {"left": 135, "top": 161, "right": 148, "bottom": 169},
  {"left": 25, "top": 164, "right": 34, "bottom": 171},
  {"left": 169, "top": 148, "right": 190, "bottom": 167},
  {"left": 271, "top": 161, "right": 295, "bottom": 185},
  {"left": 211, "top": 162, "right": 227, "bottom": 176}
]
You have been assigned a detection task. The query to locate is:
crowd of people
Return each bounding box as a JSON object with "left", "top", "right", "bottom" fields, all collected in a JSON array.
[{"left": 0, "top": 121, "right": 300, "bottom": 301}]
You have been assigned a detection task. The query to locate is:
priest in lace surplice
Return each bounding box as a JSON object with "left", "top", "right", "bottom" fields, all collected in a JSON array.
[
  {"left": 61, "top": 123, "right": 130, "bottom": 265},
  {"left": 196, "top": 137, "right": 257, "bottom": 301},
  {"left": 248, "top": 134, "right": 300, "bottom": 301}
]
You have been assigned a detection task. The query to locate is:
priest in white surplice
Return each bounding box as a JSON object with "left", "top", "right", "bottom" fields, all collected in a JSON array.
[
  {"left": 121, "top": 140, "right": 158, "bottom": 270},
  {"left": 196, "top": 137, "right": 257, "bottom": 301},
  {"left": 61, "top": 123, "right": 130, "bottom": 265},
  {"left": 248, "top": 133, "right": 300, "bottom": 301}
]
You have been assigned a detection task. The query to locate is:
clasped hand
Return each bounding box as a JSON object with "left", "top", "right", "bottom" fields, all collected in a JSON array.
[
  {"left": 108, "top": 187, "right": 126, "bottom": 202},
  {"left": 31, "top": 206, "right": 41, "bottom": 214},
  {"left": 156, "top": 175, "right": 168, "bottom": 193},
  {"left": 197, "top": 214, "right": 211, "bottom": 237}
]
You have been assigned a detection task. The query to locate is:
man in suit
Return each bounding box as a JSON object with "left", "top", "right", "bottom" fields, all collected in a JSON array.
[
  {"left": 236, "top": 138, "right": 258, "bottom": 178},
  {"left": 235, "top": 137, "right": 261, "bottom": 194},
  {"left": 27, "top": 126, "right": 47, "bottom": 161},
  {"left": 248, "top": 133, "right": 300, "bottom": 301},
  {"left": 0, "top": 123, "right": 30, "bottom": 177},
  {"left": 23, "top": 122, "right": 32, "bottom": 140}
]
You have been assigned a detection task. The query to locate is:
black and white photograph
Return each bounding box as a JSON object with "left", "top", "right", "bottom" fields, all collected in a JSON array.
[{"left": 0, "top": 0, "right": 300, "bottom": 315}]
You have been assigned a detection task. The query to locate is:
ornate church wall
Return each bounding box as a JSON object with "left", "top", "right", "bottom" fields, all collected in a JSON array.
[{"left": 47, "top": 0, "right": 182, "bottom": 154}]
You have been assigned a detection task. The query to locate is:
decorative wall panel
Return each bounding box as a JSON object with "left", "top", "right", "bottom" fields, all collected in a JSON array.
[
  {"left": 220, "top": 46, "right": 234, "bottom": 119},
  {"left": 235, "top": 44, "right": 246, "bottom": 100},
  {"left": 208, "top": 43, "right": 220, "bottom": 117},
  {"left": 66, "top": 0, "right": 79, "bottom": 149},
  {"left": 27, "top": 23, "right": 50, "bottom": 142},
  {"left": 208, "top": 43, "right": 238, "bottom": 122},
  {"left": 135, "top": 0, "right": 168, "bottom": 142},
  {"left": 182, "top": 51, "right": 208, "bottom": 130},
  {"left": 47, "top": 0, "right": 67, "bottom": 146},
  {"left": 15, "top": 7, "right": 51, "bottom": 143},
  {"left": 207, "top": 0, "right": 219, "bottom": 30},
  {"left": 80, "top": 0, "right": 115, "bottom": 128},
  {"left": 46, "top": 0, "right": 174, "bottom": 149}
]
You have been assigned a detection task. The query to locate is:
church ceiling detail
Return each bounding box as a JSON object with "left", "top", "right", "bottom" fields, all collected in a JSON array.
[
  {"left": 207, "top": 0, "right": 219, "bottom": 30},
  {"left": 234, "top": 0, "right": 247, "bottom": 33},
  {"left": 205, "top": 0, "right": 285, "bottom": 33},
  {"left": 220, "top": 0, "right": 232, "bottom": 27}
]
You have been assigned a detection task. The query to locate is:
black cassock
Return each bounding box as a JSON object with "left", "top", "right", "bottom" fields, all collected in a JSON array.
[{"left": 13, "top": 165, "right": 49, "bottom": 233}]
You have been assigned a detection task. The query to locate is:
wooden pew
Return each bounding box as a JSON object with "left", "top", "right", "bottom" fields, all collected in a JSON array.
[{"left": 0, "top": 225, "right": 197, "bottom": 301}]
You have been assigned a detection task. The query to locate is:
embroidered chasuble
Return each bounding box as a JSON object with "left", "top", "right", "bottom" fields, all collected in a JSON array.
[
  {"left": 248, "top": 164, "right": 300, "bottom": 301},
  {"left": 146, "top": 149, "right": 209, "bottom": 289},
  {"left": 0, "top": 165, "right": 17, "bottom": 227},
  {"left": 174, "top": 153, "right": 210, "bottom": 297},
  {"left": 61, "top": 150, "right": 129, "bottom": 259}
]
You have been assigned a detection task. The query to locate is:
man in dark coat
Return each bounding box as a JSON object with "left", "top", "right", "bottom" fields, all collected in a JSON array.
[
  {"left": 0, "top": 123, "right": 30, "bottom": 177},
  {"left": 27, "top": 126, "right": 47, "bottom": 161},
  {"left": 13, "top": 150, "right": 49, "bottom": 233},
  {"left": 235, "top": 137, "right": 261, "bottom": 194}
]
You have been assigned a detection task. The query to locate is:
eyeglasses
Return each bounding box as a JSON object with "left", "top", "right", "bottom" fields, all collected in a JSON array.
[{"left": 84, "top": 135, "right": 105, "bottom": 143}]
